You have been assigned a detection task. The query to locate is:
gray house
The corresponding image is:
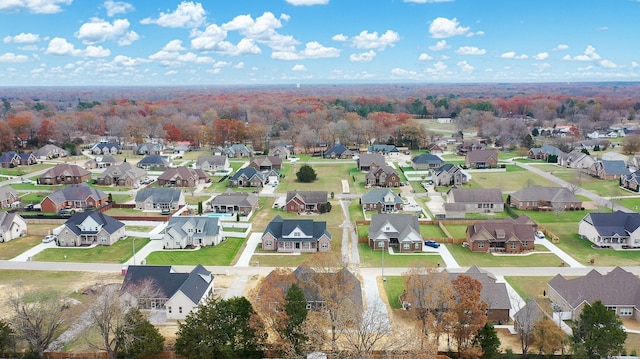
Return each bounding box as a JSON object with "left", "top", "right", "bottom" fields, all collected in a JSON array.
[
  {"left": 210, "top": 190, "right": 258, "bottom": 215},
  {"left": 163, "top": 216, "right": 222, "bottom": 249},
  {"left": 361, "top": 188, "right": 403, "bottom": 213},
  {"left": 57, "top": 212, "right": 125, "bottom": 247},
  {"left": 368, "top": 214, "right": 422, "bottom": 252},
  {"left": 446, "top": 188, "right": 504, "bottom": 214},
  {"left": 195, "top": 155, "right": 229, "bottom": 171},
  {"left": 136, "top": 155, "right": 172, "bottom": 170},
  {"left": 411, "top": 153, "right": 444, "bottom": 170},
  {"left": 135, "top": 188, "right": 185, "bottom": 211}
]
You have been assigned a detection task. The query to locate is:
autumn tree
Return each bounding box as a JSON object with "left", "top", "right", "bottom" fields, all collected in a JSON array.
[
  {"left": 0, "top": 121, "right": 16, "bottom": 151},
  {"left": 341, "top": 302, "right": 392, "bottom": 359},
  {"left": 622, "top": 134, "right": 640, "bottom": 154},
  {"left": 451, "top": 275, "right": 488, "bottom": 355},
  {"left": 36, "top": 119, "right": 57, "bottom": 144},
  {"left": 162, "top": 122, "right": 182, "bottom": 142},
  {"left": 532, "top": 317, "right": 565, "bottom": 355},
  {"left": 571, "top": 300, "right": 626, "bottom": 359},
  {"left": 88, "top": 285, "right": 129, "bottom": 359}
]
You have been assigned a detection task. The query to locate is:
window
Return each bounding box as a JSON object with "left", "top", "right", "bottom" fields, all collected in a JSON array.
[
  {"left": 321, "top": 242, "right": 328, "bottom": 248},
  {"left": 101, "top": 237, "right": 107, "bottom": 243},
  {"left": 478, "top": 242, "right": 484, "bottom": 248},
  {"left": 168, "top": 307, "right": 172, "bottom": 314},
  {"left": 378, "top": 241, "right": 384, "bottom": 248},
  {"left": 266, "top": 240, "right": 272, "bottom": 246},
  {"left": 415, "top": 243, "right": 420, "bottom": 249},
  {"left": 403, "top": 243, "right": 410, "bottom": 249},
  {"left": 179, "top": 307, "right": 183, "bottom": 314},
  {"left": 620, "top": 308, "right": 633, "bottom": 316},
  {"left": 477, "top": 204, "right": 482, "bottom": 208},
  {"left": 510, "top": 243, "right": 517, "bottom": 249}
]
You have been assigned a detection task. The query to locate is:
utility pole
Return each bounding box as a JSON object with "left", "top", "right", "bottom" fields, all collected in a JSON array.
[{"left": 132, "top": 238, "right": 136, "bottom": 265}]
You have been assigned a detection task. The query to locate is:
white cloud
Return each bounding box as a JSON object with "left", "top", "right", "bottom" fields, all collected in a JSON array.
[
  {"left": 532, "top": 63, "right": 551, "bottom": 71},
  {"left": 291, "top": 64, "right": 307, "bottom": 71},
  {"left": 429, "top": 40, "right": 449, "bottom": 51},
  {"left": 118, "top": 30, "right": 139, "bottom": 46},
  {"left": 418, "top": 53, "right": 433, "bottom": 61},
  {"left": 272, "top": 41, "right": 340, "bottom": 60},
  {"left": 190, "top": 24, "right": 227, "bottom": 51},
  {"left": 104, "top": 0, "right": 133, "bottom": 16},
  {"left": 332, "top": 34, "right": 348, "bottom": 42},
  {"left": 563, "top": 45, "right": 601, "bottom": 61},
  {"left": 553, "top": 44, "right": 569, "bottom": 51},
  {"left": 285, "top": 0, "right": 329, "bottom": 5},
  {"left": 3, "top": 32, "right": 40, "bottom": 44},
  {"left": 596, "top": 26, "right": 608, "bottom": 31},
  {"left": 113, "top": 54, "right": 146, "bottom": 67},
  {"left": 222, "top": 12, "right": 297, "bottom": 52},
  {"left": 233, "top": 62, "right": 244, "bottom": 69},
  {"left": 350, "top": 50, "right": 376, "bottom": 63},
  {"left": 455, "top": 46, "right": 485, "bottom": 55},
  {"left": 165, "top": 70, "right": 178, "bottom": 76},
  {"left": 427, "top": 61, "right": 447, "bottom": 73},
  {"left": 533, "top": 52, "right": 549, "bottom": 60},
  {"left": 45, "top": 37, "right": 81, "bottom": 56},
  {"left": 391, "top": 68, "right": 418, "bottom": 78},
  {"left": 350, "top": 30, "right": 399, "bottom": 50},
  {"left": 214, "top": 61, "right": 230, "bottom": 68},
  {"left": 466, "top": 30, "right": 484, "bottom": 37},
  {"left": 632, "top": 61, "right": 639, "bottom": 69},
  {"left": 457, "top": 60, "right": 473, "bottom": 73},
  {"left": 501, "top": 51, "right": 528, "bottom": 59},
  {"left": 163, "top": 39, "right": 186, "bottom": 52},
  {"left": 599, "top": 59, "right": 617, "bottom": 69},
  {"left": 429, "top": 17, "right": 470, "bottom": 38},
  {"left": 141, "top": 1, "right": 206, "bottom": 28},
  {"left": 84, "top": 45, "right": 110, "bottom": 57},
  {"left": 76, "top": 18, "right": 137, "bottom": 45},
  {"left": 0, "top": 0, "right": 72, "bottom": 14},
  {"left": 0, "top": 52, "right": 29, "bottom": 63}
]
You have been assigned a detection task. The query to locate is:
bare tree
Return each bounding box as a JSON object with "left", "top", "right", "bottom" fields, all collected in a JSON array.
[
  {"left": 341, "top": 302, "right": 392, "bottom": 359},
  {"left": 88, "top": 285, "right": 130, "bottom": 359}
]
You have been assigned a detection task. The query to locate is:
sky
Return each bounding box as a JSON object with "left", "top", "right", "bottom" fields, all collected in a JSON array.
[{"left": 0, "top": 0, "right": 639, "bottom": 86}]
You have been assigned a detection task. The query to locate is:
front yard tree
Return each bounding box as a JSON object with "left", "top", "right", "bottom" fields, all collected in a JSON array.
[
  {"left": 532, "top": 317, "right": 566, "bottom": 355},
  {"left": 571, "top": 300, "right": 626, "bottom": 359},
  {"left": 175, "top": 296, "right": 266, "bottom": 359},
  {"left": 283, "top": 284, "right": 309, "bottom": 355},
  {"left": 0, "top": 319, "right": 13, "bottom": 354},
  {"left": 88, "top": 285, "right": 129, "bottom": 359},
  {"left": 475, "top": 322, "right": 501, "bottom": 359},
  {"left": 296, "top": 164, "right": 317, "bottom": 182},
  {"left": 115, "top": 307, "right": 164, "bottom": 359},
  {"left": 451, "top": 275, "right": 488, "bottom": 356}
]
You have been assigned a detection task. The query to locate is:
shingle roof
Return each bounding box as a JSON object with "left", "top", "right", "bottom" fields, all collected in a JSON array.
[
  {"left": 444, "top": 266, "right": 511, "bottom": 310},
  {"left": 529, "top": 145, "right": 564, "bottom": 156},
  {"left": 0, "top": 187, "right": 18, "bottom": 203},
  {"left": 510, "top": 186, "right": 580, "bottom": 204},
  {"left": 368, "top": 144, "right": 398, "bottom": 153},
  {"left": 230, "top": 167, "right": 264, "bottom": 181},
  {"left": 358, "top": 153, "right": 385, "bottom": 168},
  {"left": 121, "top": 264, "right": 213, "bottom": 304},
  {"left": 412, "top": 153, "right": 444, "bottom": 165},
  {"left": 41, "top": 164, "right": 90, "bottom": 178},
  {"left": 599, "top": 160, "right": 630, "bottom": 176},
  {"left": 210, "top": 190, "right": 258, "bottom": 207},
  {"left": 361, "top": 188, "right": 403, "bottom": 205},
  {"left": 135, "top": 188, "right": 182, "bottom": 204},
  {"left": 158, "top": 166, "right": 208, "bottom": 182},
  {"left": 466, "top": 149, "right": 498, "bottom": 163},
  {"left": 165, "top": 216, "right": 220, "bottom": 240},
  {"left": 45, "top": 183, "right": 108, "bottom": 205},
  {"left": 98, "top": 162, "right": 147, "bottom": 180},
  {"left": 34, "top": 144, "right": 68, "bottom": 158},
  {"left": 137, "top": 154, "right": 169, "bottom": 166},
  {"left": 581, "top": 210, "right": 640, "bottom": 237},
  {"left": 324, "top": 144, "right": 352, "bottom": 157},
  {"left": 369, "top": 214, "right": 422, "bottom": 243},
  {"left": 0, "top": 212, "right": 21, "bottom": 232},
  {"left": 64, "top": 211, "right": 124, "bottom": 236},
  {"left": 286, "top": 190, "right": 328, "bottom": 204},
  {"left": 467, "top": 216, "right": 535, "bottom": 244},
  {"left": 263, "top": 215, "right": 331, "bottom": 243},
  {"left": 196, "top": 155, "right": 227, "bottom": 167},
  {"left": 449, "top": 188, "right": 503, "bottom": 203}
]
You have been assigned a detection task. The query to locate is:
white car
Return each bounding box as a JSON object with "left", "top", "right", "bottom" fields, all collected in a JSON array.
[
  {"left": 21, "top": 178, "right": 33, "bottom": 184},
  {"left": 535, "top": 231, "right": 546, "bottom": 239},
  {"left": 42, "top": 235, "right": 56, "bottom": 243}
]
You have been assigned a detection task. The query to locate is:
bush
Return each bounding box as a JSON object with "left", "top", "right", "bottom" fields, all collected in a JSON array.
[{"left": 296, "top": 165, "right": 317, "bottom": 183}]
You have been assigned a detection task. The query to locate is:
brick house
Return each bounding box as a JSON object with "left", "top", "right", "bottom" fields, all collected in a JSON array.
[
  {"left": 361, "top": 188, "right": 403, "bottom": 213},
  {"left": 157, "top": 166, "right": 210, "bottom": 187},
  {"left": 465, "top": 150, "right": 499, "bottom": 169},
  {"left": 40, "top": 183, "right": 109, "bottom": 213},
  {"left": 39, "top": 164, "right": 91, "bottom": 185},
  {"left": 285, "top": 190, "right": 329, "bottom": 213},
  {"left": 368, "top": 214, "right": 423, "bottom": 252},
  {"left": 465, "top": 215, "right": 536, "bottom": 253},
  {"left": 446, "top": 188, "right": 504, "bottom": 214},
  {"left": 261, "top": 215, "right": 332, "bottom": 252},
  {"left": 365, "top": 165, "right": 401, "bottom": 187},
  {"left": 509, "top": 186, "right": 582, "bottom": 210}
]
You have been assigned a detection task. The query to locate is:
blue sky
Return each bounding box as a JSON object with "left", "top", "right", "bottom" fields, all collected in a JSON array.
[{"left": 0, "top": 0, "right": 638, "bottom": 86}]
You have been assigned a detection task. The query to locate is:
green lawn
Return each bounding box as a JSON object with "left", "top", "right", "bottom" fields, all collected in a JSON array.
[
  {"left": 383, "top": 276, "right": 406, "bottom": 309},
  {"left": 504, "top": 276, "right": 554, "bottom": 303},
  {"left": 33, "top": 237, "right": 149, "bottom": 263},
  {"left": 552, "top": 170, "right": 630, "bottom": 198},
  {"left": 19, "top": 191, "right": 51, "bottom": 205},
  {"left": 145, "top": 237, "right": 244, "bottom": 265},
  {"left": 104, "top": 207, "right": 165, "bottom": 217},
  {"left": 0, "top": 163, "right": 52, "bottom": 176},
  {"left": 420, "top": 224, "right": 447, "bottom": 239},
  {"left": 446, "top": 243, "right": 564, "bottom": 267},
  {"left": 468, "top": 169, "right": 556, "bottom": 191},
  {"left": 184, "top": 194, "right": 212, "bottom": 205},
  {"left": 511, "top": 207, "right": 594, "bottom": 224},
  {"left": 443, "top": 224, "right": 468, "bottom": 239},
  {"left": 358, "top": 243, "right": 443, "bottom": 268},
  {"left": 278, "top": 163, "right": 355, "bottom": 195},
  {"left": 0, "top": 235, "right": 42, "bottom": 260}
]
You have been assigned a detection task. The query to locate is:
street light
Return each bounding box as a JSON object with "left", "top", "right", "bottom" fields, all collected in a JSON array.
[
  {"left": 132, "top": 238, "right": 136, "bottom": 265},
  {"left": 381, "top": 241, "right": 386, "bottom": 282}
]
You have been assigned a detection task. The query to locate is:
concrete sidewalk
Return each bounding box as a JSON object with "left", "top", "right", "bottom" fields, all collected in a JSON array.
[{"left": 535, "top": 237, "right": 584, "bottom": 268}]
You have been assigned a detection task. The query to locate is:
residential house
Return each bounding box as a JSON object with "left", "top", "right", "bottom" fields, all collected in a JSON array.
[
  {"left": 368, "top": 144, "right": 399, "bottom": 155},
  {"left": 40, "top": 183, "right": 109, "bottom": 213},
  {"left": 366, "top": 165, "right": 401, "bottom": 187},
  {"left": 0, "top": 188, "right": 19, "bottom": 208},
  {"left": 285, "top": 190, "right": 329, "bottom": 213},
  {"left": 548, "top": 267, "right": 640, "bottom": 321},
  {"left": 136, "top": 154, "right": 171, "bottom": 170},
  {"left": 216, "top": 144, "right": 252, "bottom": 158},
  {"left": 33, "top": 144, "right": 68, "bottom": 160},
  {"left": 91, "top": 142, "right": 121, "bottom": 155},
  {"left": 602, "top": 152, "right": 629, "bottom": 163},
  {"left": 465, "top": 149, "right": 499, "bottom": 169},
  {"left": 135, "top": 143, "right": 163, "bottom": 155},
  {"left": 361, "top": 188, "right": 404, "bottom": 213},
  {"left": 195, "top": 155, "right": 229, "bottom": 172},
  {"left": 229, "top": 167, "right": 265, "bottom": 187},
  {"left": 411, "top": 153, "right": 444, "bottom": 170},
  {"left": 84, "top": 155, "right": 122, "bottom": 169},
  {"left": 163, "top": 216, "right": 222, "bottom": 249},
  {"left": 0, "top": 152, "right": 20, "bottom": 168},
  {"left": 509, "top": 186, "right": 582, "bottom": 210},
  {"left": 357, "top": 153, "right": 386, "bottom": 171},
  {"left": 121, "top": 264, "right": 214, "bottom": 321},
  {"left": 57, "top": 212, "right": 125, "bottom": 247},
  {"left": 135, "top": 188, "right": 185, "bottom": 211},
  {"left": 431, "top": 164, "right": 468, "bottom": 187},
  {"left": 368, "top": 213, "right": 422, "bottom": 252},
  {"left": 558, "top": 151, "right": 596, "bottom": 169},
  {"left": 210, "top": 190, "right": 259, "bottom": 216},
  {"left": 247, "top": 155, "right": 283, "bottom": 171},
  {"left": 157, "top": 166, "right": 210, "bottom": 187},
  {"left": 589, "top": 160, "right": 630, "bottom": 180},
  {"left": 17, "top": 153, "right": 37, "bottom": 166},
  {"left": 0, "top": 212, "right": 27, "bottom": 242},
  {"left": 577, "top": 139, "right": 608, "bottom": 150},
  {"left": 465, "top": 215, "right": 536, "bottom": 253},
  {"left": 39, "top": 164, "right": 91, "bottom": 185},
  {"left": 456, "top": 140, "right": 485, "bottom": 155},
  {"left": 269, "top": 145, "right": 291, "bottom": 159},
  {"left": 578, "top": 210, "right": 640, "bottom": 249},
  {"left": 621, "top": 169, "right": 640, "bottom": 192},
  {"left": 427, "top": 143, "right": 444, "bottom": 154},
  {"left": 528, "top": 145, "right": 565, "bottom": 161},
  {"left": 323, "top": 144, "right": 353, "bottom": 159},
  {"left": 446, "top": 188, "right": 504, "bottom": 214},
  {"left": 97, "top": 162, "right": 147, "bottom": 187},
  {"left": 261, "top": 215, "right": 332, "bottom": 252}
]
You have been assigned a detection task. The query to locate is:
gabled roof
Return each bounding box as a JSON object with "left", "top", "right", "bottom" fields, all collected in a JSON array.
[
  {"left": 529, "top": 145, "right": 564, "bottom": 156},
  {"left": 34, "top": 144, "right": 68, "bottom": 158},
  {"left": 135, "top": 188, "right": 182, "bottom": 203},
  {"left": 369, "top": 144, "right": 398, "bottom": 153},
  {"left": 433, "top": 163, "right": 463, "bottom": 175},
  {"left": 92, "top": 142, "right": 121, "bottom": 151},
  {"left": 466, "top": 149, "right": 498, "bottom": 163},
  {"left": 250, "top": 155, "right": 282, "bottom": 168},
  {"left": 449, "top": 188, "right": 503, "bottom": 203},
  {"left": 136, "top": 143, "right": 163, "bottom": 153},
  {"left": 467, "top": 215, "right": 535, "bottom": 244},
  {"left": 581, "top": 210, "right": 640, "bottom": 237},
  {"left": 412, "top": 153, "right": 444, "bottom": 165},
  {"left": 137, "top": 154, "right": 170, "bottom": 166},
  {"left": 292, "top": 265, "right": 363, "bottom": 307},
  {"left": 64, "top": 211, "right": 124, "bottom": 235},
  {"left": 443, "top": 266, "right": 511, "bottom": 310},
  {"left": 98, "top": 162, "right": 146, "bottom": 180},
  {"left": 511, "top": 186, "right": 580, "bottom": 204},
  {"left": 369, "top": 214, "right": 421, "bottom": 243},
  {"left": 366, "top": 165, "right": 399, "bottom": 179},
  {"left": 513, "top": 300, "right": 546, "bottom": 327},
  {"left": 598, "top": 160, "right": 630, "bottom": 176},
  {"left": 0, "top": 212, "right": 22, "bottom": 232},
  {"left": 230, "top": 167, "right": 264, "bottom": 181},
  {"left": 158, "top": 166, "right": 208, "bottom": 182},
  {"left": 358, "top": 153, "right": 385, "bottom": 168},
  {"left": 41, "top": 164, "right": 90, "bottom": 178},
  {"left": 262, "top": 215, "right": 331, "bottom": 242},
  {"left": 0, "top": 187, "right": 18, "bottom": 202},
  {"left": 196, "top": 155, "right": 227, "bottom": 167},
  {"left": 210, "top": 190, "right": 258, "bottom": 207},
  {"left": 623, "top": 169, "right": 640, "bottom": 185},
  {"left": 45, "top": 183, "right": 108, "bottom": 205},
  {"left": 361, "top": 188, "right": 403, "bottom": 205},
  {"left": 165, "top": 216, "right": 220, "bottom": 240},
  {"left": 285, "top": 190, "right": 328, "bottom": 204},
  {"left": 121, "top": 264, "right": 213, "bottom": 304},
  {"left": 0, "top": 151, "right": 20, "bottom": 164},
  {"left": 548, "top": 267, "right": 640, "bottom": 309},
  {"left": 324, "top": 144, "right": 352, "bottom": 157},
  {"left": 559, "top": 151, "right": 592, "bottom": 162}
]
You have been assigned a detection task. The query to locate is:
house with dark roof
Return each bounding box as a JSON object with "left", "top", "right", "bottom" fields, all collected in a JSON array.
[
  {"left": 431, "top": 164, "right": 468, "bottom": 187},
  {"left": 366, "top": 165, "right": 401, "bottom": 187},
  {"left": 0, "top": 212, "right": 27, "bottom": 242},
  {"left": 247, "top": 155, "right": 283, "bottom": 171},
  {"left": 261, "top": 215, "right": 332, "bottom": 252},
  {"left": 157, "top": 166, "right": 210, "bottom": 187},
  {"left": 558, "top": 151, "right": 595, "bottom": 169},
  {"left": 427, "top": 143, "right": 444, "bottom": 154},
  {"left": 621, "top": 169, "right": 640, "bottom": 192},
  {"left": 465, "top": 149, "right": 499, "bottom": 169},
  {"left": 269, "top": 145, "right": 291, "bottom": 159},
  {"left": 368, "top": 144, "right": 399, "bottom": 155},
  {"left": 368, "top": 214, "right": 422, "bottom": 252},
  {"left": 361, "top": 188, "right": 403, "bottom": 213},
  {"left": 548, "top": 267, "right": 640, "bottom": 321},
  {"left": 465, "top": 215, "right": 536, "bottom": 253},
  {"left": 121, "top": 264, "right": 214, "bottom": 321},
  {"left": 589, "top": 160, "right": 630, "bottom": 180},
  {"left": 578, "top": 210, "right": 640, "bottom": 249},
  {"left": 216, "top": 144, "right": 252, "bottom": 158},
  {"left": 210, "top": 190, "right": 258, "bottom": 216},
  {"left": 357, "top": 153, "right": 386, "bottom": 171},
  {"left": 84, "top": 155, "right": 122, "bottom": 169},
  {"left": 0, "top": 187, "right": 19, "bottom": 208},
  {"left": 18, "top": 152, "right": 37, "bottom": 166},
  {"left": 91, "top": 142, "right": 121, "bottom": 155},
  {"left": 57, "top": 212, "right": 125, "bottom": 247},
  {"left": 40, "top": 183, "right": 109, "bottom": 213},
  {"left": 195, "top": 155, "right": 229, "bottom": 171},
  {"left": 285, "top": 190, "right": 329, "bottom": 213},
  {"left": 229, "top": 167, "right": 265, "bottom": 187},
  {"left": 528, "top": 145, "right": 565, "bottom": 161},
  {"left": 0, "top": 152, "right": 21, "bottom": 168},
  {"left": 97, "top": 162, "right": 147, "bottom": 187},
  {"left": 446, "top": 188, "right": 504, "bottom": 214},
  {"left": 323, "top": 144, "right": 353, "bottom": 159},
  {"left": 135, "top": 143, "right": 163, "bottom": 155},
  {"left": 509, "top": 186, "right": 582, "bottom": 210},
  {"left": 136, "top": 154, "right": 171, "bottom": 170},
  {"left": 163, "top": 216, "right": 222, "bottom": 249},
  {"left": 514, "top": 300, "right": 549, "bottom": 343},
  {"left": 135, "top": 188, "right": 185, "bottom": 211},
  {"left": 34, "top": 144, "right": 68, "bottom": 160},
  {"left": 39, "top": 164, "right": 91, "bottom": 185},
  {"left": 411, "top": 153, "right": 444, "bottom": 170},
  {"left": 456, "top": 140, "right": 485, "bottom": 155}
]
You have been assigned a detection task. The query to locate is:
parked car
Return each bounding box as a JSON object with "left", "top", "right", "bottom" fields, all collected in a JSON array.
[
  {"left": 42, "top": 235, "right": 56, "bottom": 243},
  {"left": 21, "top": 178, "right": 33, "bottom": 184},
  {"left": 424, "top": 240, "right": 441, "bottom": 248},
  {"left": 535, "top": 230, "right": 546, "bottom": 239},
  {"left": 161, "top": 208, "right": 171, "bottom": 215}
]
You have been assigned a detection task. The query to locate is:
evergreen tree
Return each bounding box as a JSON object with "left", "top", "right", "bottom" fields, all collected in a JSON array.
[
  {"left": 115, "top": 308, "right": 164, "bottom": 359},
  {"left": 475, "top": 322, "right": 501, "bottom": 358},
  {"left": 296, "top": 165, "right": 317, "bottom": 183},
  {"left": 571, "top": 300, "right": 626, "bottom": 359},
  {"left": 284, "top": 284, "right": 309, "bottom": 355},
  {"left": 521, "top": 134, "right": 535, "bottom": 149},
  {"left": 0, "top": 320, "right": 13, "bottom": 355}
]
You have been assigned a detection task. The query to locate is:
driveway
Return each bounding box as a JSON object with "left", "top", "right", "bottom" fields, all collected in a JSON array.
[
  {"left": 11, "top": 240, "right": 57, "bottom": 261},
  {"left": 534, "top": 237, "right": 584, "bottom": 268}
]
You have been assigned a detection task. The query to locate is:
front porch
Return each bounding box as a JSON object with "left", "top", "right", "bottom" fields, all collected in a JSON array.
[{"left": 277, "top": 240, "right": 318, "bottom": 253}]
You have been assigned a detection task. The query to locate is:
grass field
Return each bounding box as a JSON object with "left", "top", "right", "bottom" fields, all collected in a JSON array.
[
  {"left": 467, "top": 169, "right": 556, "bottom": 191},
  {"left": 420, "top": 224, "right": 447, "bottom": 238},
  {"left": 358, "top": 243, "right": 442, "bottom": 268},
  {"left": 145, "top": 237, "right": 244, "bottom": 265},
  {"left": 0, "top": 235, "right": 42, "bottom": 259},
  {"left": 278, "top": 163, "right": 355, "bottom": 195},
  {"left": 446, "top": 243, "right": 564, "bottom": 267},
  {"left": 383, "top": 276, "right": 405, "bottom": 309},
  {"left": 443, "top": 224, "right": 468, "bottom": 239},
  {"left": 33, "top": 237, "right": 149, "bottom": 263},
  {"left": 504, "top": 276, "right": 554, "bottom": 303}
]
